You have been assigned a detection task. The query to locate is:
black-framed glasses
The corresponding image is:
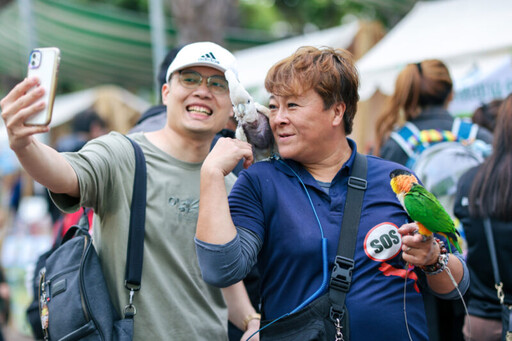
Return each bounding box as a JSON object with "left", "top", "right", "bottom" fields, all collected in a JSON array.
[{"left": 178, "top": 70, "right": 229, "bottom": 95}]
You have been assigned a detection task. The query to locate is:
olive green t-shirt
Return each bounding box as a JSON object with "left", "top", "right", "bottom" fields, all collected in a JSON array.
[{"left": 51, "top": 132, "right": 236, "bottom": 340}]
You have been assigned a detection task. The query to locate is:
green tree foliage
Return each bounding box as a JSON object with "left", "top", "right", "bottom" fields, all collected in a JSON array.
[
  {"left": 239, "top": 0, "right": 419, "bottom": 35},
  {"left": 73, "top": 0, "right": 419, "bottom": 34}
]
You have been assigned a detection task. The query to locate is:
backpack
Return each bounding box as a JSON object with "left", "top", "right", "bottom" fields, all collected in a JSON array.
[
  {"left": 26, "top": 220, "right": 65, "bottom": 340},
  {"left": 26, "top": 208, "right": 94, "bottom": 339},
  {"left": 390, "top": 118, "right": 490, "bottom": 219},
  {"left": 39, "top": 214, "right": 126, "bottom": 340}
]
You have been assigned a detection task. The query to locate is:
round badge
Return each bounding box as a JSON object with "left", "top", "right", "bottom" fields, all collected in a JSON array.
[{"left": 364, "top": 222, "right": 402, "bottom": 261}]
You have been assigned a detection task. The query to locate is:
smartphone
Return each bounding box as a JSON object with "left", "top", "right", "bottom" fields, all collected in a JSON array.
[{"left": 25, "top": 47, "right": 61, "bottom": 126}]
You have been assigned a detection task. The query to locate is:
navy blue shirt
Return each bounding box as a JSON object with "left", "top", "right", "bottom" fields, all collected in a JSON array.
[{"left": 229, "top": 140, "right": 430, "bottom": 340}]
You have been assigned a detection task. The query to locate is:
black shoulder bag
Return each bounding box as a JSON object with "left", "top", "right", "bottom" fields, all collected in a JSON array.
[
  {"left": 31, "top": 136, "right": 146, "bottom": 341},
  {"left": 483, "top": 218, "right": 512, "bottom": 341},
  {"left": 260, "top": 153, "right": 367, "bottom": 341}
]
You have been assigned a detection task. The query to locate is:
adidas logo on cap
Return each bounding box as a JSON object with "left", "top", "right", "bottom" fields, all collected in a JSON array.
[{"left": 198, "top": 52, "right": 220, "bottom": 65}]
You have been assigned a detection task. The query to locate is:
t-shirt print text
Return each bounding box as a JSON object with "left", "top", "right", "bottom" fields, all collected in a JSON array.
[{"left": 168, "top": 197, "right": 199, "bottom": 214}]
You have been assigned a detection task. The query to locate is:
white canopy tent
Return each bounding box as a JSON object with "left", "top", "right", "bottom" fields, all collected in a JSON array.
[
  {"left": 234, "top": 20, "right": 362, "bottom": 99},
  {"left": 50, "top": 86, "right": 150, "bottom": 128},
  {"left": 357, "top": 0, "right": 512, "bottom": 115},
  {"left": 449, "top": 54, "right": 512, "bottom": 115}
]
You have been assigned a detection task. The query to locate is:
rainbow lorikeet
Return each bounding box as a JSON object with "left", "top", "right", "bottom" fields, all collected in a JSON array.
[{"left": 389, "top": 169, "right": 462, "bottom": 253}]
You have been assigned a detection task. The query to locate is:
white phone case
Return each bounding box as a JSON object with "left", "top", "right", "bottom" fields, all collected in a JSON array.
[{"left": 25, "top": 47, "right": 61, "bottom": 126}]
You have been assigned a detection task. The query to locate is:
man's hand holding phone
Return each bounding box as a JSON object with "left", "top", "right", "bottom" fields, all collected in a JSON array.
[
  {"left": 0, "top": 77, "right": 51, "bottom": 152},
  {"left": 0, "top": 47, "right": 60, "bottom": 153},
  {"left": 1, "top": 46, "right": 81, "bottom": 199}
]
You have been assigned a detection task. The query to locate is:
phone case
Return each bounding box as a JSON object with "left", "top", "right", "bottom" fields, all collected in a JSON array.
[{"left": 25, "top": 47, "right": 61, "bottom": 126}]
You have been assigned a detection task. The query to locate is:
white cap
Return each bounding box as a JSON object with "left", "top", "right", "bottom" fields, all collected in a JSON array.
[{"left": 165, "top": 42, "right": 238, "bottom": 82}]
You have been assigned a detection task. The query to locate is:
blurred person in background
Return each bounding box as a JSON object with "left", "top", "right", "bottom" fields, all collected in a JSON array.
[
  {"left": 0, "top": 183, "right": 11, "bottom": 341},
  {"left": 0, "top": 266, "right": 9, "bottom": 341},
  {"left": 471, "top": 99, "right": 503, "bottom": 133},
  {"left": 54, "top": 108, "right": 108, "bottom": 154},
  {"left": 372, "top": 59, "right": 493, "bottom": 341},
  {"left": 373, "top": 59, "right": 493, "bottom": 162},
  {"left": 454, "top": 93, "right": 512, "bottom": 341}
]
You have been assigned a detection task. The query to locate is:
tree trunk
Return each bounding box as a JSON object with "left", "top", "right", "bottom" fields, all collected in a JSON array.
[{"left": 168, "top": 0, "right": 237, "bottom": 46}]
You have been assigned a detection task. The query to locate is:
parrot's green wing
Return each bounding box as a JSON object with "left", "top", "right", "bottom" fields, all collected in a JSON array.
[{"left": 403, "top": 183, "right": 455, "bottom": 235}]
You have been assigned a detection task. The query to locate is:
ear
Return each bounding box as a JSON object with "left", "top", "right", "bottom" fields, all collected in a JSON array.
[
  {"left": 332, "top": 102, "right": 346, "bottom": 127},
  {"left": 162, "top": 83, "right": 171, "bottom": 105}
]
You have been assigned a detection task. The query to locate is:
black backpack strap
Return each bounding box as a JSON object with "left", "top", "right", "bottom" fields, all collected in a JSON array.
[
  {"left": 329, "top": 152, "right": 367, "bottom": 327},
  {"left": 123, "top": 136, "right": 147, "bottom": 317}
]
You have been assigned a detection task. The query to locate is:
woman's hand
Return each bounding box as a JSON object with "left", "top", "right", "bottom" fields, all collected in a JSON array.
[
  {"left": 398, "top": 223, "right": 440, "bottom": 267},
  {"left": 241, "top": 318, "right": 260, "bottom": 341},
  {"left": 203, "top": 137, "right": 254, "bottom": 177}
]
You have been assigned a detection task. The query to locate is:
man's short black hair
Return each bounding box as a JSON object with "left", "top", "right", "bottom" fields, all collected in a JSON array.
[{"left": 157, "top": 45, "right": 184, "bottom": 89}]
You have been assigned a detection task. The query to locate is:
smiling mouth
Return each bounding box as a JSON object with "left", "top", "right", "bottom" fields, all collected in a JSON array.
[{"left": 187, "top": 105, "right": 212, "bottom": 116}]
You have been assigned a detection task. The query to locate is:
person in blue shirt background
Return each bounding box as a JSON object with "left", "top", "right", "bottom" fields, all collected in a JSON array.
[{"left": 194, "top": 46, "right": 469, "bottom": 340}]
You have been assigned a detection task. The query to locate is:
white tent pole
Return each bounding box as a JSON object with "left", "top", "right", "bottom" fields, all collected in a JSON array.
[
  {"left": 148, "top": 0, "right": 166, "bottom": 104},
  {"left": 18, "top": 0, "right": 38, "bottom": 54},
  {"left": 18, "top": 0, "right": 49, "bottom": 145}
]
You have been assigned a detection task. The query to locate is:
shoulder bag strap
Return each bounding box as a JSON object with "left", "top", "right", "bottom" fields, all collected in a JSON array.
[
  {"left": 329, "top": 152, "right": 367, "bottom": 323},
  {"left": 123, "top": 136, "right": 147, "bottom": 316},
  {"left": 483, "top": 218, "right": 512, "bottom": 338},
  {"left": 483, "top": 218, "right": 505, "bottom": 303}
]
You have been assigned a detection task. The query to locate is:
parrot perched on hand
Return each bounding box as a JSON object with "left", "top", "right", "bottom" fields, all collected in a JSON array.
[
  {"left": 389, "top": 169, "right": 462, "bottom": 253},
  {"left": 224, "top": 69, "right": 276, "bottom": 162}
]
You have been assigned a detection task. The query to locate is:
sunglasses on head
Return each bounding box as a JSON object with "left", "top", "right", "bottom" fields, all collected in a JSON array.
[{"left": 177, "top": 70, "right": 229, "bottom": 95}]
